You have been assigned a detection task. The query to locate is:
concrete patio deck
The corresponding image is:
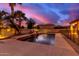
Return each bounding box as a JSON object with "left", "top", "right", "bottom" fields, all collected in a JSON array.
[{"left": 0, "top": 33, "right": 78, "bottom": 56}]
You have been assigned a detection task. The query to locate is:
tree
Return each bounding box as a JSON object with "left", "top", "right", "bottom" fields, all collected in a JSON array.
[
  {"left": 0, "top": 10, "right": 9, "bottom": 35},
  {"left": 9, "top": 3, "right": 22, "bottom": 16},
  {"left": 14, "top": 10, "right": 28, "bottom": 28},
  {"left": 9, "top": 3, "right": 22, "bottom": 34},
  {"left": 27, "top": 18, "right": 36, "bottom": 29},
  {"left": 14, "top": 11, "right": 22, "bottom": 28},
  {"left": 1, "top": 10, "right": 9, "bottom": 19},
  {"left": 4, "top": 15, "right": 20, "bottom": 33}
]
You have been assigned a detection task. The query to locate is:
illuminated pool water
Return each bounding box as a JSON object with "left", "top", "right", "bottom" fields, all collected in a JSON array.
[
  {"left": 34, "top": 34, "right": 55, "bottom": 45},
  {"left": 18, "top": 33, "right": 55, "bottom": 45}
]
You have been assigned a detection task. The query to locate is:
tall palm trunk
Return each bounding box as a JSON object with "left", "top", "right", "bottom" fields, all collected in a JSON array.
[
  {"left": 11, "top": 6, "right": 14, "bottom": 16},
  {"left": 9, "top": 3, "right": 21, "bottom": 34},
  {"left": 9, "top": 3, "right": 16, "bottom": 16}
]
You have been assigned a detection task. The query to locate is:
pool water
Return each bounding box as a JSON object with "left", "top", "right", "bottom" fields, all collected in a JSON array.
[
  {"left": 34, "top": 34, "right": 55, "bottom": 45},
  {"left": 17, "top": 34, "right": 55, "bottom": 45}
]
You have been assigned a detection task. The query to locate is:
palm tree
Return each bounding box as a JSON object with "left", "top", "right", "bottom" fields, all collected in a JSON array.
[
  {"left": 9, "top": 3, "right": 16, "bottom": 16},
  {"left": 9, "top": 3, "right": 22, "bottom": 34},
  {"left": 9, "top": 3, "right": 22, "bottom": 16}
]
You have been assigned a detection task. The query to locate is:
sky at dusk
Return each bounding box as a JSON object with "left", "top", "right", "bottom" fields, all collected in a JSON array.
[{"left": 0, "top": 3, "right": 79, "bottom": 26}]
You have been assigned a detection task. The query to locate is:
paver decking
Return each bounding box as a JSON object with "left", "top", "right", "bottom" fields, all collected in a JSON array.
[
  {"left": 55, "top": 33, "right": 77, "bottom": 53},
  {"left": 0, "top": 33, "right": 78, "bottom": 56}
]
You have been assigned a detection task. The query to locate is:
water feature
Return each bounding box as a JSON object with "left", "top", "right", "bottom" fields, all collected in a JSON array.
[
  {"left": 18, "top": 33, "right": 55, "bottom": 45},
  {"left": 34, "top": 34, "right": 55, "bottom": 45}
]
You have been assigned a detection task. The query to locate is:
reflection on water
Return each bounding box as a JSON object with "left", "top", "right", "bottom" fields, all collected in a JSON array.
[
  {"left": 17, "top": 33, "right": 55, "bottom": 45},
  {"left": 34, "top": 34, "right": 55, "bottom": 45}
]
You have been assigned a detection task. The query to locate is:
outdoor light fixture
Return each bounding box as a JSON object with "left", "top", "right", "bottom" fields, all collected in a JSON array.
[
  {"left": 69, "top": 19, "right": 79, "bottom": 44},
  {"left": 0, "top": 20, "right": 16, "bottom": 39}
]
